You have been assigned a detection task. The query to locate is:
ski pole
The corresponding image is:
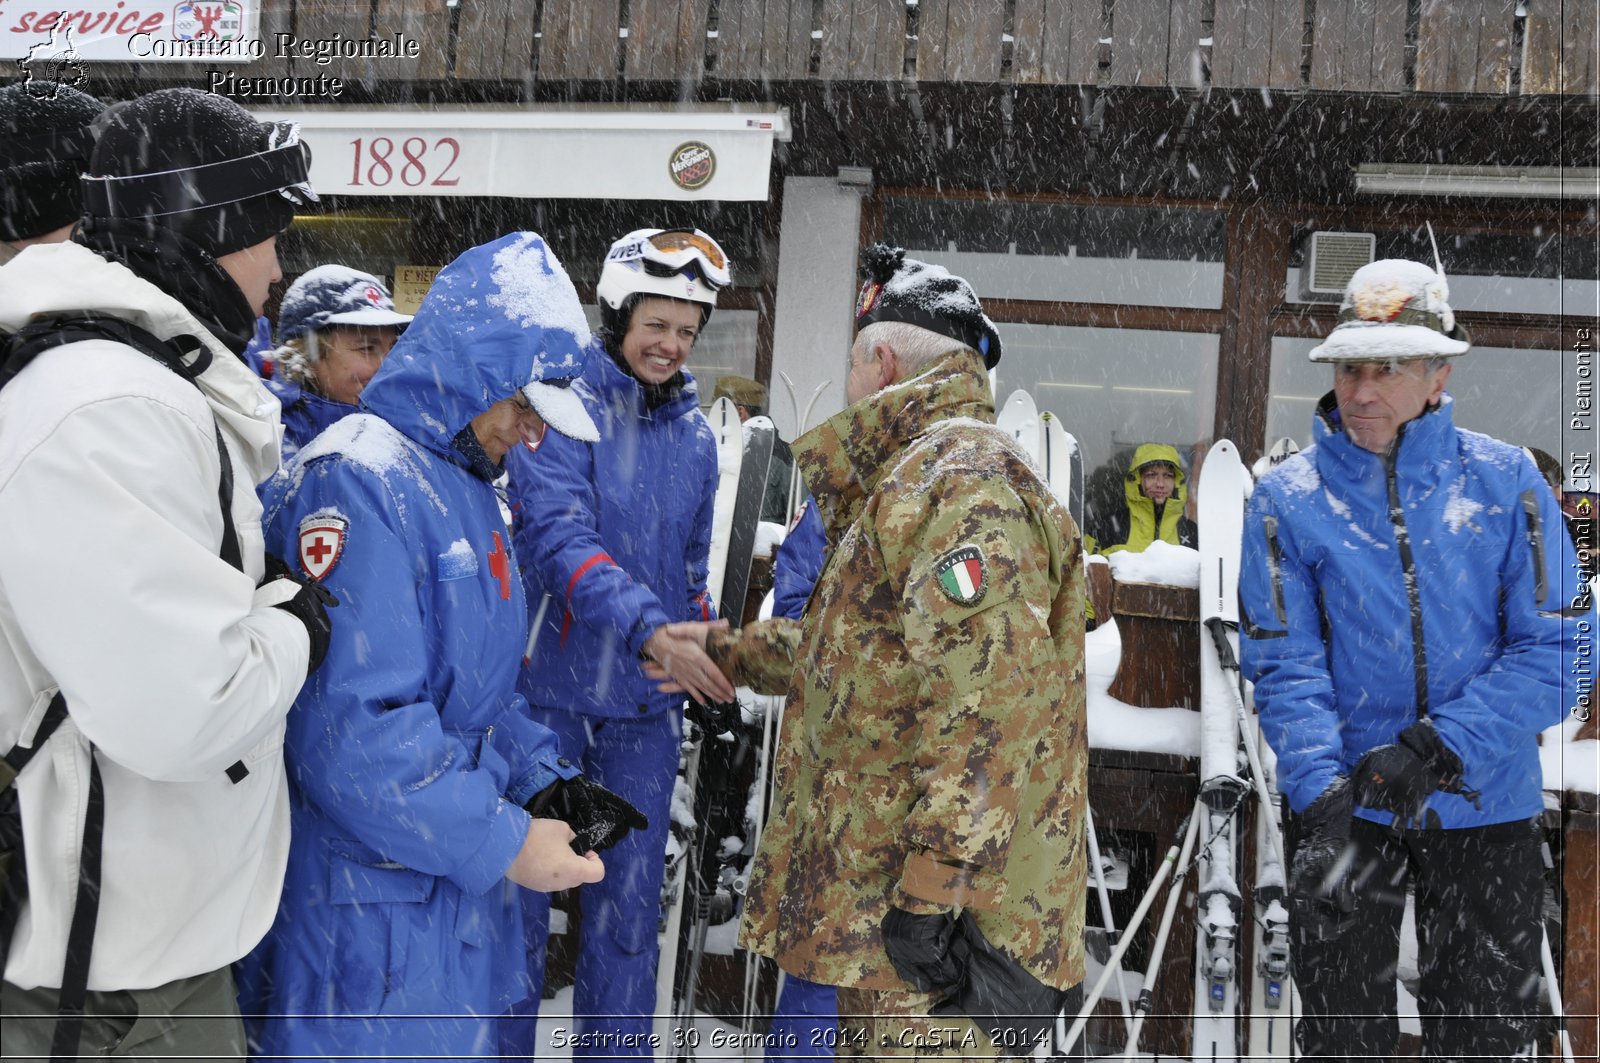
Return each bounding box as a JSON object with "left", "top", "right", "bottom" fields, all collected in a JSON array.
[
  {"left": 1122, "top": 803, "right": 1205, "bottom": 1060},
  {"left": 1541, "top": 926, "right": 1576, "bottom": 1063},
  {"left": 1085, "top": 806, "right": 1136, "bottom": 1034},
  {"left": 1059, "top": 800, "right": 1204, "bottom": 1052},
  {"left": 1205, "top": 617, "right": 1286, "bottom": 869},
  {"left": 740, "top": 693, "right": 782, "bottom": 1037}
]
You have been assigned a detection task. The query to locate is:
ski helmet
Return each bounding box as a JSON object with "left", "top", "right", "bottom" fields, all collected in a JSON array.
[
  {"left": 596, "top": 228, "right": 730, "bottom": 335},
  {"left": 1309, "top": 258, "right": 1470, "bottom": 363}
]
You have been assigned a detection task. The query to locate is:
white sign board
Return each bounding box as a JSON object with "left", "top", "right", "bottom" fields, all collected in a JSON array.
[
  {"left": 2, "top": 2, "right": 262, "bottom": 63},
  {"left": 251, "top": 109, "right": 788, "bottom": 202}
]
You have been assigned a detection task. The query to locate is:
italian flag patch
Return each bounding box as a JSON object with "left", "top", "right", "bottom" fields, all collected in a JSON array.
[{"left": 934, "top": 545, "right": 988, "bottom": 606}]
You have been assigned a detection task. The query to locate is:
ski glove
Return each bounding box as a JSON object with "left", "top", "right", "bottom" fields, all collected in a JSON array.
[
  {"left": 1352, "top": 719, "right": 1476, "bottom": 830},
  {"left": 525, "top": 775, "right": 648, "bottom": 855},
  {"left": 1287, "top": 779, "right": 1357, "bottom": 940},
  {"left": 262, "top": 555, "right": 339, "bottom": 676},
  {"left": 685, "top": 695, "right": 742, "bottom": 738},
  {"left": 882, "top": 907, "right": 963, "bottom": 993},
  {"left": 930, "top": 912, "right": 1069, "bottom": 1058}
]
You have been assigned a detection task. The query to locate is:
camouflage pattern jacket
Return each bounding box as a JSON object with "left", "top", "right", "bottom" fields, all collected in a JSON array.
[{"left": 708, "top": 350, "right": 1088, "bottom": 992}]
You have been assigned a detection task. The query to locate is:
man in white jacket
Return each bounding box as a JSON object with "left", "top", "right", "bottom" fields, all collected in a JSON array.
[{"left": 0, "top": 89, "right": 333, "bottom": 1058}]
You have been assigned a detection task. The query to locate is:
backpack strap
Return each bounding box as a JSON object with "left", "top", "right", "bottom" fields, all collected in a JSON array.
[
  {"left": 48, "top": 750, "right": 101, "bottom": 1063},
  {"left": 0, "top": 693, "right": 71, "bottom": 952}
]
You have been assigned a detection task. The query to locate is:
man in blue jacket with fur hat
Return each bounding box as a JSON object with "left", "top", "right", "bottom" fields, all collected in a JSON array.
[{"left": 1240, "top": 257, "right": 1582, "bottom": 1060}]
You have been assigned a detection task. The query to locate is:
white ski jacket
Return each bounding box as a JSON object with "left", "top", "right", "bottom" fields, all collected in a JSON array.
[{"left": 0, "top": 241, "right": 310, "bottom": 992}]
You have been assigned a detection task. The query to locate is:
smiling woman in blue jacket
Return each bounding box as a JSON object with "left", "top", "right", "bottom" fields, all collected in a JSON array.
[
  {"left": 244, "top": 234, "right": 644, "bottom": 1063},
  {"left": 501, "top": 228, "right": 736, "bottom": 1058}
]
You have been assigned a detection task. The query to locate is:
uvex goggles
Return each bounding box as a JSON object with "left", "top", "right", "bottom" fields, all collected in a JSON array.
[
  {"left": 610, "top": 228, "right": 731, "bottom": 291},
  {"left": 81, "top": 121, "right": 317, "bottom": 219}
]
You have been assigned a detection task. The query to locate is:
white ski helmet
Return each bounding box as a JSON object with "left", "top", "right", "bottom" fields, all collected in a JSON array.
[
  {"left": 596, "top": 228, "right": 731, "bottom": 330},
  {"left": 1310, "top": 258, "right": 1471, "bottom": 363}
]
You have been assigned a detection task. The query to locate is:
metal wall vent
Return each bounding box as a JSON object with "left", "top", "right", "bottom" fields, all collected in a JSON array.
[{"left": 1302, "top": 231, "right": 1376, "bottom": 301}]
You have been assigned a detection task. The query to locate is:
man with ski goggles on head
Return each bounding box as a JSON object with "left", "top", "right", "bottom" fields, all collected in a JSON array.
[{"left": 499, "top": 226, "right": 733, "bottom": 1059}]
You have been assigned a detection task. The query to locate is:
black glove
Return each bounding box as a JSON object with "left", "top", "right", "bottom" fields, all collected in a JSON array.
[
  {"left": 930, "top": 912, "right": 1069, "bottom": 1059},
  {"left": 685, "top": 696, "right": 741, "bottom": 737},
  {"left": 262, "top": 554, "right": 338, "bottom": 675},
  {"left": 1288, "top": 779, "right": 1357, "bottom": 940},
  {"left": 881, "top": 907, "right": 962, "bottom": 993},
  {"left": 525, "top": 775, "right": 648, "bottom": 855},
  {"left": 1352, "top": 719, "right": 1473, "bottom": 828}
]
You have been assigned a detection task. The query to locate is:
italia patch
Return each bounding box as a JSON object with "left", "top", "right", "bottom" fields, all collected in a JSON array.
[
  {"left": 298, "top": 515, "right": 348, "bottom": 582},
  {"left": 934, "top": 545, "right": 987, "bottom": 606}
]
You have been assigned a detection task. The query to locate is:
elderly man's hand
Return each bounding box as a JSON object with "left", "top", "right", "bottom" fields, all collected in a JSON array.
[{"left": 641, "top": 621, "right": 733, "bottom": 703}]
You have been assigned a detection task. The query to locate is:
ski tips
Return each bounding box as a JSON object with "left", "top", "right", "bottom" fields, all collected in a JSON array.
[{"left": 1426, "top": 220, "right": 1446, "bottom": 281}]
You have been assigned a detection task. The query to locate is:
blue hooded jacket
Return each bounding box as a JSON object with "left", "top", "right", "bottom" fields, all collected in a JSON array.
[
  {"left": 507, "top": 348, "right": 718, "bottom": 719},
  {"left": 1240, "top": 393, "right": 1582, "bottom": 828},
  {"left": 249, "top": 234, "right": 587, "bottom": 1033},
  {"left": 263, "top": 372, "right": 353, "bottom": 460}
]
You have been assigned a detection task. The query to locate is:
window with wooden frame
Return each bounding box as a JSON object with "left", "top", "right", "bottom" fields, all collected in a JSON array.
[{"left": 873, "top": 190, "right": 1227, "bottom": 547}]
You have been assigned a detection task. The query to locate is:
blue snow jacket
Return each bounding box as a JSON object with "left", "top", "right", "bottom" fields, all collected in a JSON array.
[
  {"left": 263, "top": 372, "right": 354, "bottom": 461},
  {"left": 249, "top": 234, "right": 586, "bottom": 1035},
  {"left": 1240, "top": 393, "right": 1582, "bottom": 829},
  {"left": 508, "top": 350, "right": 718, "bottom": 719},
  {"left": 773, "top": 497, "right": 825, "bottom": 621}
]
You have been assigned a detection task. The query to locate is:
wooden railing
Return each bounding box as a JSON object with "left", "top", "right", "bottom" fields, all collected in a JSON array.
[{"left": 202, "top": 0, "right": 1596, "bottom": 95}]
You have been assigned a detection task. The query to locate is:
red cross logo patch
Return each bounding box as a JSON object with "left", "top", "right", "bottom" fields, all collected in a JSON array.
[
  {"left": 364, "top": 285, "right": 382, "bottom": 304},
  {"left": 298, "top": 515, "right": 348, "bottom": 582},
  {"left": 488, "top": 531, "right": 511, "bottom": 601}
]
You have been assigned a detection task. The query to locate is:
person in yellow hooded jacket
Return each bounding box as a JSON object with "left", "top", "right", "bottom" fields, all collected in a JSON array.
[{"left": 1099, "top": 442, "right": 1197, "bottom": 554}]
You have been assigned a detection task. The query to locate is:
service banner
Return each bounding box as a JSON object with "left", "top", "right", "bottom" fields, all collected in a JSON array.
[
  {"left": 252, "top": 108, "right": 788, "bottom": 203},
  {"left": 2, "top": 2, "right": 262, "bottom": 62}
]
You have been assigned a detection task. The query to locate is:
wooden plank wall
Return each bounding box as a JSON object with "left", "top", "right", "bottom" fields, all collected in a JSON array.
[
  {"left": 1012, "top": 0, "right": 1102, "bottom": 85},
  {"left": 1523, "top": 0, "right": 1600, "bottom": 95},
  {"left": 101, "top": 0, "right": 1591, "bottom": 95},
  {"left": 917, "top": 0, "right": 1004, "bottom": 82},
  {"left": 715, "top": 0, "right": 813, "bottom": 80},
  {"left": 1415, "top": 0, "right": 1515, "bottom": 94}
]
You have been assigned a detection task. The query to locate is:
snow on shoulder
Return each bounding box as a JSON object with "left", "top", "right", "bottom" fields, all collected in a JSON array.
[
  {"left": 487, "top": 233, "right": 594, "bottom": 354},
  {"left": 1105, "top": 539, "right": 1201, "bottom": 589}
]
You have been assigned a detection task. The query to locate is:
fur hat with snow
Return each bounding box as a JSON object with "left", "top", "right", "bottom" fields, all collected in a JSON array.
[
  {"left": 854, "top": 243, "right": 1003, "bottom": 369},
  {"left": 1309, "top": 258, "right": 1471, "bottom": 363}
]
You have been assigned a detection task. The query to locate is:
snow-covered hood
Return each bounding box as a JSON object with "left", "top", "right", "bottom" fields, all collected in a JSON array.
[
  {"left": 358, "top": 232, "right": 594, "bottom": 465},
  {"left": 0, "top": 241, "right": 284, "bottom": 483}
]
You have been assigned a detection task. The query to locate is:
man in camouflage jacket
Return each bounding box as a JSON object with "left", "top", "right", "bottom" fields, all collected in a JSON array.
[{"left": 659, "top": 247, "right": 1087, "bottom": 1058}]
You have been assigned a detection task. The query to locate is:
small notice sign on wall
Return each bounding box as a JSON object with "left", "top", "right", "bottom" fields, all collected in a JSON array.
[{"left": 393, "top": 265, "right": 441, "bottom": 315}]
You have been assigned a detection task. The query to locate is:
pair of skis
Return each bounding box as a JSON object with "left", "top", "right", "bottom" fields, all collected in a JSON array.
[
  {"left": 1193, "top": 438, "right": 1298, "bottom": 1062},
  {"left": 996, "top": 388, "right": 1084, "bottom": 529},
  {"left": 655, "top": 397, "right": 776, "bottom": 1053}
]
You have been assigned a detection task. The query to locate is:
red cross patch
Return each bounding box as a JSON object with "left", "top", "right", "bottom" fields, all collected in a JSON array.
[
  {"left": 364, "top": 285, "right": 382, "bottom": 304},
  {"left": 298, "top": 515, "right": 348, "bottom": 582},
  {"left": 488, "top": 531, "right": 511, "bottom": 601}
]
